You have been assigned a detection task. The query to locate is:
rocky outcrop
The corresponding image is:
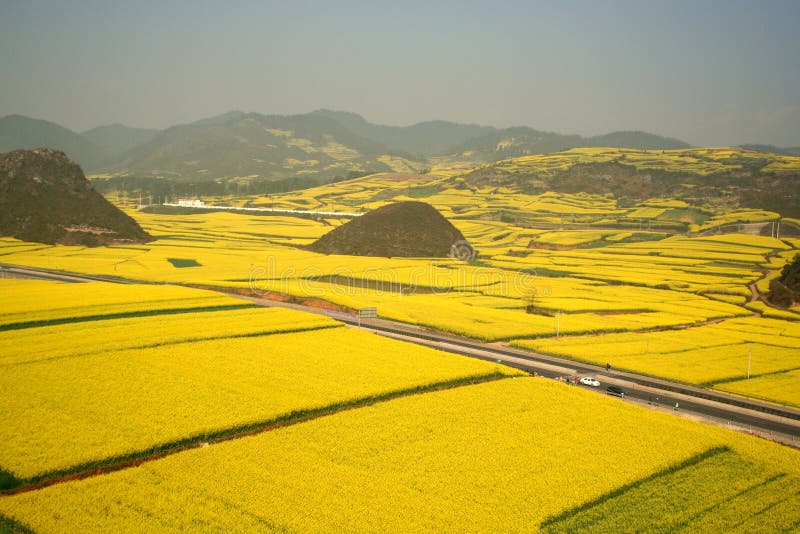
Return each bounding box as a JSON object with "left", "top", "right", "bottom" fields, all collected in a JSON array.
[
  {"left": 0, "top": 148, "right": 152, "bottom": 246},
  {"left": 308, "top": 201, "right": 474, "bottom": 259}
]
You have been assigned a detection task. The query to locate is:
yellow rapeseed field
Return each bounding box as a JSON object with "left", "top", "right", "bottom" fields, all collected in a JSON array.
[
  {"left": 514, "top": 316, "right": 800, "bottom": 404},
  {"left": 0, "top": 304, "right": 515, "bottom": 480},
  {"left": 1, "top": 175, "right": 797, "bottom": 406},
  {"left": 0, "top": 279, "right": 248, "bottom": 328},
  {"left": 0, "top": 305, "right": 339, "bottom": 367},
  {"left": 1, "top": 378, "right": 797, "bottom": 532},
  {"left": 0, "top": 280, "right": 516, "bottom": 479},
  {"left": 718, "top": 369, "right": 800, "bottom": 407}
]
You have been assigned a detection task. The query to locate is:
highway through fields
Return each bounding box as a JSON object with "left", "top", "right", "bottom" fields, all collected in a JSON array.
[
  {"left": 0, "top": 264, "right": 138, "bottom": 284},
  {"left": 3, "top": 262, "right": 799, "bottom": 447}
]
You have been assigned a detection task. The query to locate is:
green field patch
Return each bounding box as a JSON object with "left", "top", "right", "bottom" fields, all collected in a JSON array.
[
  {"left": 166, "top": 258, "right": 201, "bottom": 268},
  {"left": 541, "top": 448, "right": 799, "bottom": 532},
  {"left": 0, "top": 511, "right": 34, "bottom": 534}
]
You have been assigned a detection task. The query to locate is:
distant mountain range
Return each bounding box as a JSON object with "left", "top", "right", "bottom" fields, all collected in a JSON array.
[
  {"left": 0, "top": 115, "right": 108, "bottom": 170},
  {"left": 448, "top": 128, "right": 691, "bottom": 160},
  {"left": 308, "top": 109, "right": 497, "bottom": 156},
  {"left": 1, "top": 111, "right": 798, "bottom": 186},
  {"left": 81, "top": 124, "right": 160, "bottom": 157}
]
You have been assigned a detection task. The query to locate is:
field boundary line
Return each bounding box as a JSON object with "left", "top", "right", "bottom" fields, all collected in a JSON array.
[
  {"left": 0, "top": 511, "right": 34, "bottom": 534},
  {"left": 0, "top": 303, "right": 257, "bottom": 332},
  {"left": 0, "top": 323, "right": 343, "bottom": 369},
  {"left": 540, "top": 446, "right": 730, "bottom": 529}
]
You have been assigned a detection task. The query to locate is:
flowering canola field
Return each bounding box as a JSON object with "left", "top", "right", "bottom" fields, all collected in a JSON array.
[
  {"left": 0, "top": 171, "right": 798, "bottom": 407},
  {"left": 0, "top": 279, "right": 249, "bottom": 329},
  {"left": 1, "top": 166, "right": 799, "bottom": 530},
  {"left": 1, "top": 378, "right": 797, "bottom": 532},
  {"left": 0, "top": 280, "right": 514, "bottom": 482},
  {"left": 515, "top": 316, "right": 800, "bottom": 405}
]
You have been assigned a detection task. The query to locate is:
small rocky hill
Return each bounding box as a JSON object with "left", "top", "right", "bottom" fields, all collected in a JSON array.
[
  {"left": 0, "top": 148, "right": 152, "bottom": 246},
  {"left": 308, "top": 201, "right": 473, "bottom": 258}
]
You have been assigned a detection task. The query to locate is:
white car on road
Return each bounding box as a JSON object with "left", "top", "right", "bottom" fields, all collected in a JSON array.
[{"left": 579, "top": 376, "right": 600, "bottom": 387}]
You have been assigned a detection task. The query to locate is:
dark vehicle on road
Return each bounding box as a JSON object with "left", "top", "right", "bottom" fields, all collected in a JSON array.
[{"left": 606, "top": 385, "right": 626, "bottom": 397}]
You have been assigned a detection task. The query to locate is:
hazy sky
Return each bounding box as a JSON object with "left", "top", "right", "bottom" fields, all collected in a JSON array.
[{"left": 2, "top": 0, "right": 799, "bottom": 146}]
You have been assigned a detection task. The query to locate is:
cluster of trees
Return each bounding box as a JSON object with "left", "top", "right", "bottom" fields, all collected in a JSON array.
[
  {"left": 768, "top": 253, "right": 800, "bottom": 308},
  {"left": 91, "top": 171, "right": 372, "bottom": 200}
]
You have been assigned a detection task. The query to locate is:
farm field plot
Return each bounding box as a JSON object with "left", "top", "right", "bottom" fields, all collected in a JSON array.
[
  {"left": 0, "top": 279, "right": 250, "bottom": 329},
  {"left": 514, "top": 316, "right": 800, "bottom": 406},
  {"left": 541, "top": 446, "right": 800, "bottom": 533},
  {"left": 0, "top": 305, "right": 339, "bottom": 367},
  {"left": 1, "top": 378, "right": 797, "bottom": 533},
  {"left": 486, "top": 146, "right": 800, "bottom": 177},
  {"left": 487, "top": 233, "right": 790, "bottom": 295},
  {"left": 719, "top": 368, "right": 800, "bottom": 407},
  {"left": 254, "top": 277, "right": 747, "bottom": 341},
  {"left": 0, "top": 280, "right": 515, "bottom": 483},
  {"left": 1, "top": 180, "right": 798, "bottom": 407}
]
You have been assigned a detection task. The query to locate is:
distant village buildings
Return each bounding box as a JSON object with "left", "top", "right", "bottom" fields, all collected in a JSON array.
[{"left": 176, "top": 198, "right": 206, "bottom": 208}]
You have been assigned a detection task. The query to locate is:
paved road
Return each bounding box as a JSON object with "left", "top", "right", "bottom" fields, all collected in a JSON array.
[
  {"left": 3, "top": 262, "right": 799, "bottom": 446},
  {"left": 222, "top": 295, "right": 800, "bottom": 446},
  {"left": 0, "top": 264, "right": 137, "bottom": 284}
]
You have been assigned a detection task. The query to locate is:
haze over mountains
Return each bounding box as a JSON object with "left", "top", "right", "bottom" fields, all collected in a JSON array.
[{"left": 4, "top": 110, "right": 797, "bottom": 186}]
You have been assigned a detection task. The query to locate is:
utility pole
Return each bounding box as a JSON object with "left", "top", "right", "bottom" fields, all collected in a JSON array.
[
  {"left": 556, "top": 311, "right": 561, "bottom": 337},
  {"left": 747, "top": 348, "right": 752, "bottom": 379}
]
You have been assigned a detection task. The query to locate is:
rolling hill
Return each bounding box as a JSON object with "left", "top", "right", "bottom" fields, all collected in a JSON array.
[
  {"left": 448, "top": 126, "right": 691, "bottom": 162},
  {"left": 99, "top": 112, "right": 422, "bottom": 183},
  {"left": 739, "top": 144, "right": 800, "bottom": 157},
  {"left": 309, "top": 109, "right": 497, "bottom": 156},
  {"left": 81, "top": 124, "right": 160, "bottom": 158},
  {"left": 0, "top": 115, "right": 108, "bottom": 170},
  {"left": 5, "top": 111, "right": 799, "bottom": 217},
  {"left": 458, "top": 147, "right": 800, "bottom": 217},
  {"left": 1, "top": 111, "right": 696, "bottom": 180}
]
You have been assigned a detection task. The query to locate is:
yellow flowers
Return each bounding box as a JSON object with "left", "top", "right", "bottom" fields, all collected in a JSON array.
[
  {"left": 0, "top": 305, "right": 339, "bottom": 367},
  {"left": 2, "top": 163, "right": 799, "bottom": 531},
  {"left": 0, "top": 280, "right": 515, "bottom": 481},
  {"left": 542, "top": 447, "right": 800, "bottom": 532},
  {"left": 0, "top": 177, "right": 797, "bottom": 409},
  {"left": 719, "top": 369, "right": 800, "bottom": 407},
  {"left": 1, "top": 327, "right": 512, "bottom": 480},
  {"left": 515, "top": 316, "right": 800, "bottom": 405},
  {"left": 1, "top": 378, "right": 797, "bottom": 532},
  {"left": 0, "top": 279, "right": 248, "bottom": 328},
  {"left": 487, "top": 147, "right": 800, "bottom": 178}
]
